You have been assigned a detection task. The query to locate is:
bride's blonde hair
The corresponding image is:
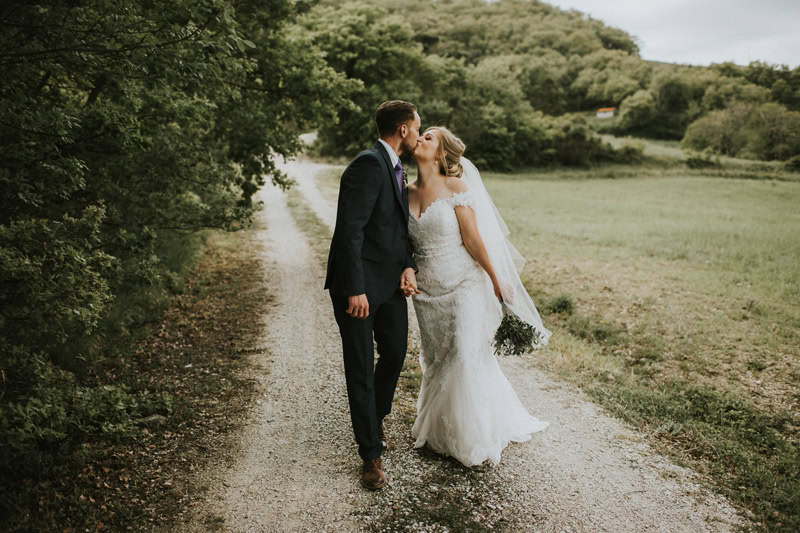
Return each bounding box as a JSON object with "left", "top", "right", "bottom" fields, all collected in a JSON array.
[{"left": 427, "top": 126, "right": 465, "bottom": 178}]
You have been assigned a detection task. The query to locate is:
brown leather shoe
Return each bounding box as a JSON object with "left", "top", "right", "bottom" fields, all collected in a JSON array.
[
  {"left": 378, "top": 422, "right": 388, "bottom": 451},
  {"left": 361, "top": 458, "right": 386, "bottom": 490}
]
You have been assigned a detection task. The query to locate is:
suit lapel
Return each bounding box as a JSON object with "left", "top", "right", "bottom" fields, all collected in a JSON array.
[{"left": 373, "top": 141, "right": 406, "bottom": 213}]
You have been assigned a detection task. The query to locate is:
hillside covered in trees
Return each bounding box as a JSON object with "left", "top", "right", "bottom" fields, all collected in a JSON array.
[{"left": 302, "top": 0, "right": 800, "bottom": 166}]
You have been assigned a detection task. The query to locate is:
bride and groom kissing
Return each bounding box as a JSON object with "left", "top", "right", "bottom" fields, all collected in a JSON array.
[{"left": 325, "top": 100, "right": 551, "bottom": 490}]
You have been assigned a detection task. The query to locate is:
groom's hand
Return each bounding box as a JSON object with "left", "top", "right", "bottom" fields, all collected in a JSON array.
[
  {"left": 346, "top": 294, "right": 369, "bottom": 319},
  {"left": 400, "top": 268, "right": 420, "bottom": 297}
]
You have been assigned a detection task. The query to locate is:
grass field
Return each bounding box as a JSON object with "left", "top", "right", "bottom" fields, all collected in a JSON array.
[
  {"left": 313, "top": 160, "right": 800, "bottom": 531},
  {"left": 485, "top": 170, "right": 800, "bottom": 532},
  {"left": 485, "top": 172, "right": 800, "bottom": 404}
]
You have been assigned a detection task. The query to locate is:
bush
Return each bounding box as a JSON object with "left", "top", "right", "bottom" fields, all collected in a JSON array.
[
  {"left": 785, "top": 155, "right": 800, "bottom": 172},
  {"left": 611, "top": 143, "right": 646, "bottom": 164},
  {"left": 546, "top": 294, "right": 575, "bottom": 315},
  {"left": 0, "top": 366, "right": 173, "bottom": 468},
  {"left": 544, "top": 114, "right": 622, "bottom": 166},
  {"left": 682, "top": 102, "right": 800, "bottom": 161},
  {"left": 685, "top": 152, "right": 722, "bottom": 169},
  {"left": 682, "top": 106, "right": 750, "bottom": 156},
  {"left": 619, "top": 89, "right": 657, "bottom": 133},
  {"left": 0, "top": 0, "right": 349, "bottom": 481}
]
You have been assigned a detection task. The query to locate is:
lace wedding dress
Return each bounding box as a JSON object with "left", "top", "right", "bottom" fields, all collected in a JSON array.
[{"left": 409, "top": 188, "right": 549, "bottom": 467}]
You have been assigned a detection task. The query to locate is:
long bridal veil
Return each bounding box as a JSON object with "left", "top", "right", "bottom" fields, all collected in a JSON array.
[{"left": 460, "top": 157, "right": 551, "bottom": 348}]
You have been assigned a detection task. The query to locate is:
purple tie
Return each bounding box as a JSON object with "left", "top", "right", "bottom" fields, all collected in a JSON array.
[{"left": 394, "top": 161, "right": 403, "bottom": 191}]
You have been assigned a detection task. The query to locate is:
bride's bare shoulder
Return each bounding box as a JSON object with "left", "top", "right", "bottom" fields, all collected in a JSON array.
[{"left": 444, "top": 176, "right": 468, "bottom": 193}]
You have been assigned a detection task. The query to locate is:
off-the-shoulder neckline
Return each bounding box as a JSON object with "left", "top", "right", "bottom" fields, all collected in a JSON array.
[{"left": 410, "top": 190, "right": 470, "bottom": 221}]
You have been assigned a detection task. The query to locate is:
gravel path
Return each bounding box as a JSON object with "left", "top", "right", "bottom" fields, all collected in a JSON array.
[
  {"left": 283, "top": 158, "right": 338, "bottom": 231},
  {"left": 180, "top": 159, "right": 745, "bottom": 532},
  {"left": 177, "top": 181, "right": 368, "bottom": 532}
]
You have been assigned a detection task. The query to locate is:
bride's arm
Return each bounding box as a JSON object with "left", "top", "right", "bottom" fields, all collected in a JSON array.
[{"left": 455, "top": 205, "right": 503, "bottom": 302}]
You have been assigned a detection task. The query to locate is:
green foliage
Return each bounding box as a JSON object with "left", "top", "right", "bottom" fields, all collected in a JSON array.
[
  {"left": 681, "top": 104, "right": 752, "bottom": 157},
  {"left": 304, "top": 0, "right": 800, "bottom": 162},
  {"left": 298, "top": 2, "right": 424, "bottom": 155},
  {"left": 544, "top": 114, "right": 625, "bottom": 166},
  {"left": 545, "top": 294, "right": 575, "bottom": 315},
  {"left": 594, "top": 383, "right": 800, "bottom": 533},
  {"left": 0, "top": 0, "right": 350, "bottom": 482},
  {"left": 376, "top": 0, "right": 640, "bottom": 62},
  {"left": 1, "top": 207, "right": 114, "bottom": 357},
  {"left": 683, "top": 102, "right": 800, "bottom": 160},
  {"left": 568, "top": 49, "right": 650, "bottom": 110},
  {"left": 785, "top": 155, "right": 800, "bottom": 172},
  {"left": 685, "top": 152, "right": 722, "bottom": 169},
  {"left": 745, "top": 103, "right": 800, "bottom": 160},
  {"left": 453, "top": 63, "right": 553, "bottom": 169},
  {"left": 0, "top": 361, "right": 173, "bottom": 464},
  {"left": 742, "top": 61, "right": 800, "bottom": 111},
  {"left": 520, "top": 52, "right": 570, "bottom": 114},
  {"left": 301, "top": 1, "right": 643, "bottom": 169},
  {"left": 619, "top": 89, "right": 657, "bottom": 133},
  {"left": 701, "top": 75, "right": 771, "bottom": 110},
  {"left": 306, "top": 0, "right": 800, "bottom": 165}
]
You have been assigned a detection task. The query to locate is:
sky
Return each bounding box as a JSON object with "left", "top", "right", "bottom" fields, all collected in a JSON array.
[{"left": 544, "top": 0, "right": 800, "bottom": 68}]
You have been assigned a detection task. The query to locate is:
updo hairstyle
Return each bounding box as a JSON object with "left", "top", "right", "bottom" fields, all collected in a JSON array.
[{"left": 427, "top": 126, "right": 465, "bottom": 178}]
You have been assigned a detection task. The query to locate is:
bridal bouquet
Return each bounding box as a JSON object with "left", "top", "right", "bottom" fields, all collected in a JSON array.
[{"left": 493, "top": 304, "right": 544, "bottom": 356}]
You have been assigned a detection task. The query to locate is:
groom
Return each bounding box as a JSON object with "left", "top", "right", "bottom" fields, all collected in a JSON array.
[{"left": 325, "top": 100, "right": 421, "bottom": 490}]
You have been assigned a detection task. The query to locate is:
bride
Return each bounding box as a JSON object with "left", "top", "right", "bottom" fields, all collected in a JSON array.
[{"left": 405, "top": 126, "right": 551, "bottom": 467}]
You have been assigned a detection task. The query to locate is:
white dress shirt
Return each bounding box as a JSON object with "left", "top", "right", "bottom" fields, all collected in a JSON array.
[{"left": 378, "top": 138, "right": 400, "bottom": 169}]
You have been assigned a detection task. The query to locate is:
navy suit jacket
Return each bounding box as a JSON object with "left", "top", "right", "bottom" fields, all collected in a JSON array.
[{"left": 324, "top": 141, "right": 416, "bottom": 305}]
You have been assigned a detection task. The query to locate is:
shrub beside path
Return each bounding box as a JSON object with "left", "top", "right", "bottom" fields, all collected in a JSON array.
[{"left": 177, "top": 158, "right": 744, "bottom": 532}]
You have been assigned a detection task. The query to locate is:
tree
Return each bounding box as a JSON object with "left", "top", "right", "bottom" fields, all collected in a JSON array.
[
  {"left": 299, "top": 2, "right": 428, "bottom": 155},
  {"left": 619, "top": 90, "right": 657, "bottom": 133},
  {"left": 301, "top": 0, "right": 645, "bottom": 169},
  {"left": 771, "top": 78, "right": 800, "bottom": 110},
  {"left": 0, "top": 0, "right": 351, "bottom": 486},
  {"left": 701, "top": 76, "right": 770, "bottom": 111},
  {"left": 520, "top": 52, "right": 570, "bottom": 114},
  {"left": 682, "top": 102, "right": 800, "bottom": 160},
  {"left": 682, "top": 107, "right": 750, "bottom": 156},
  {"left": 747, "top": 102, "right": 800, "bottom": 160},
  {"left": 567, "top": 49, "right": 649, "bottom": 110}
]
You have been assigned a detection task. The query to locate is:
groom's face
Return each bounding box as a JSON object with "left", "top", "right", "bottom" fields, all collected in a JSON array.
[{"left": 399, "top": 111, "right": 421, "bottom": 156}]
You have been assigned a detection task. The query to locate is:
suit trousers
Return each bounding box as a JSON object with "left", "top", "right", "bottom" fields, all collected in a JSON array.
[{"left": 330, "top": 289, "right": 408, "bottom": 461}]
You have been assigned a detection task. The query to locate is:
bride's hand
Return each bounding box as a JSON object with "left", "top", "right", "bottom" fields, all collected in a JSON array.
[
  {"left": 493, "top": 282, "right": 503, "bottom": 303},
  {"left": 493, "top": 280, "right": 514, "bottom": 304},
  {"left": 501, "top": 282, "right": 514, "bottom": 304}
]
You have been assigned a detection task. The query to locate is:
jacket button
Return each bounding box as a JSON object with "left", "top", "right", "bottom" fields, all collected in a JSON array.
[{"left": 401, "top": 235, "right": 407, "bottom": 241}]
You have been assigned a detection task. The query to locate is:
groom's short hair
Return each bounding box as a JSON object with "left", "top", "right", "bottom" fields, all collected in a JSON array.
[{"left": 376, "top": 100, "right": 417, "bottom": 137}]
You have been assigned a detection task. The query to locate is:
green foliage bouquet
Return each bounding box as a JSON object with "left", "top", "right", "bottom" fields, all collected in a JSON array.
[{"left": 493, "top": 304, "right": 544, "bottom": 356}]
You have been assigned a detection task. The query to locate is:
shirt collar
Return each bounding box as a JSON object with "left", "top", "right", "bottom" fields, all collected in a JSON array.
[{"left": 378, "top": 139, "right": 400, "bottom": 168}]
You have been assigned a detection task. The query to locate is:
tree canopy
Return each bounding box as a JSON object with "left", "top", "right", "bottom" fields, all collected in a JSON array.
[
  {"left": 305, "top": 0, "right": 800, "bottom": 161},
  {"left": 0, "top": 0, "right": 352, "bottom": 495}
]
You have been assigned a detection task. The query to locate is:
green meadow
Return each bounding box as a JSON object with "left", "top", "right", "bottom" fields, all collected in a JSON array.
[
  {"left": 485, "top": 169, "right": 800, "bottom": 531},
  {"left": 486, "top": 171, "right": 800, "bottom": 397},
  {"left": 313, "top": 160, "right": 800, "bottom": 530}
]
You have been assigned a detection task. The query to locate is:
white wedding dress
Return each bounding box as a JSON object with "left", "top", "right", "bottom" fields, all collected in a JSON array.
[{"left": 409, "top": 188, "right": 549, "bottom": 467}]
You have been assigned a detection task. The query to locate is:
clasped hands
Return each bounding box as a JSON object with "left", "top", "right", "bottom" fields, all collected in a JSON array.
[
  {"left": 400, "top": 267, "right": 420, "bottom": 298},
  {"left": 345, "top": 268, "right": 420, "bottom": 319}
]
